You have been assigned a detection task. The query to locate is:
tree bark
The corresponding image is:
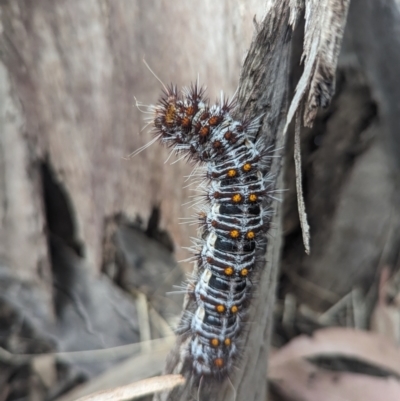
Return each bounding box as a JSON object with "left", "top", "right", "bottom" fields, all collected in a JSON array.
[{"left": 280, "top": 0, "right": 400, "bottom": 328}]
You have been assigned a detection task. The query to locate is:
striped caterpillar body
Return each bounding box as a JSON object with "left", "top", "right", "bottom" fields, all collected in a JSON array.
[{"left": 151, "top": 84, "right": 274, "bottom": 380}]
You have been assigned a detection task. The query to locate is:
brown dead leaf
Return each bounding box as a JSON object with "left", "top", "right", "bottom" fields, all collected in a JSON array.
[
  {"left": 269, "top": 328, "right": 400, "bottom": 401},
  {"left": 270, "top": 327, "right": 400, "bottom": 376},
  {"left": 270, "top": 357, "right": 400, "bottom": 401}
]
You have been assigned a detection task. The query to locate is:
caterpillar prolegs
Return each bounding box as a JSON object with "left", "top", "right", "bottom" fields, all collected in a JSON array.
[{"left": 149, "top": 83, "right": 275, "bottom": 379}]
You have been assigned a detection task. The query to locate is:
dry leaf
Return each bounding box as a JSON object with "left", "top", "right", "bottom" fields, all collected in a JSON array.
[
  {"left": 269, "top": 328, "right": 400, "bottom": 401},
  {"left": 270, "top": 327, "right": 400, "bottom": 376},
  {"left": 270, "top": 357, "right": 400, "bottom": 401}
]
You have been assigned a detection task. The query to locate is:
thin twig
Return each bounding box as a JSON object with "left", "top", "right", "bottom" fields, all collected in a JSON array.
[{"left": 294, "top": 109, "right": 311, "bottom": 254}]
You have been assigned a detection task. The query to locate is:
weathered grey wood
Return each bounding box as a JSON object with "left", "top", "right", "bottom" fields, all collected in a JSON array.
[
  {"left": 0, "top": 54, "right": 51, "bottom": 285},
  {"left": 281, "top": 0, "right": 400, "bottom": 314},
  {"left": 0, "top": 0, "right": 265, "bottom": 278},
  {"left": 345, "top": 0, "right": 400, "bottom": 170}
]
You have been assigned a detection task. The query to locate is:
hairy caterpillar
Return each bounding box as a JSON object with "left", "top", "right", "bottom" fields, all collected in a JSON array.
[{"left": 142, "top": 82, "right": 275, "bottom": 380}]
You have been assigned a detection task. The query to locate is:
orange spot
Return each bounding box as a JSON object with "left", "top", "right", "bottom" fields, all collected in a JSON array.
[
  {"left": 230, "top": 229, "right": 240, "bottom": 239},
  {"left": 224, "top": 131, "right": 232, "bottom": 140},
  {"left": 199, "top": 126, "right": 209, "bottom": 137},
  {"left": 227, "top": 169, "right": 237, "bottom": 178},
  {"left": 213, "top": 140, "right": 222, "bottom": 148},
  {"left": 214, "top": 192, "right": 221, "bottom": 199},
  {"left": 246, "top": 231, "right": 255, "bottom": 240},
  {"left": 181, "top": 116, "right": 191, "bottom": 128},
  {"left": 207, "top": 256, "right": 213, "bottom": 264},
  {"left": 216, "top": 304, "right": 225, "bottom": 313},
  {"left": 224, "top": 266, "right": 234, "bottom": 276},
  {"left": 224, "top": 338, "right": 231, "bottom": 346},
  {"left": 240, "top": 268, "right": 249, "bottom": 277},
  {"left": 243, "top": 163, "right": 252, "bottom": 172},
  {"left": 210, "top": 338, "right": 219, "bottom": 347},
  {"left": 209, "top": 116, "right": 220, "bottom": 126},
  {"left": 200, "top": 111, "right": 210, "bottom": 121},
  {"left": 249, "top": 193, "right": 258, "bottom": 202},
  {"left": 165, "top": 104, "right": 176, "bottom": 125},
  {"left": 214, "top": 358, "right": 224, "bottom": 368},
  {"left": 231, "top": 305, "right": 238, "bottom": 313},
  {"left": 232, "top": 193, "right": 242, "bottom": 203},
  {"left": 211, "top": 220, "right": 218, "bottom": 227},
  {"left": 186, "top": 106, "right": 195, "bottom": 116}
]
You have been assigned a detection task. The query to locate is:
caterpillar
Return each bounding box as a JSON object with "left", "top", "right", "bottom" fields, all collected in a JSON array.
[{"left": 144, "top": 82, "right": 275, "bottom": 380}]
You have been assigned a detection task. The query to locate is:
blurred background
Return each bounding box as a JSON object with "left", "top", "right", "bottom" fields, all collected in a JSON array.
[{"left": 1, "top": 1, "right": 400, "bottom": 400}]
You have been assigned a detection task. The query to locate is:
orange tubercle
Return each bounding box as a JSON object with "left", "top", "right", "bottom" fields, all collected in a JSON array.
[
  {"left": 214, "top": 358, "right": 224, "bottom": 368},
  {"left": 249, "top": 193, "right": 258, "bottom": 202},
  {"left": 224, "top": 131, "right": 232, "bottom": 140},
  {"left": 181, "top": 116, "right": 191, "bottom": 128},
  {"left": 208, "top": 116, "right": 220, "bottom": 126},
  {"left": 199, "top": 126, "right": 209, "bottom": 137},
  {"left": 216, "top": 304, "right": 226, "bottom": 313},
  {"left": 165, "top": 104, "right": 176, "bottom": 125},
  {"left": 232, "top": 193, "right": 242, "bottom": 203},
  {"left": 213, "top": 140, "right": 222, "bottom": 148},
  {"left": 227, "top": 169, "right": 237, "bottom": 178},
  {"left": 224, "top": 266, "right": 234, "bottom": 276},
  {"left": 230, "top": 229, "right": 240, "bottom": 239},
  {"left": 243, "top": 163, "right": 252, "bottom": 172},
  {"left": 246, "top": 231, "right": 255, "bottom": 240},
  {"left": 186, "top": 105, "right": 195, "bottom": 116}
]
